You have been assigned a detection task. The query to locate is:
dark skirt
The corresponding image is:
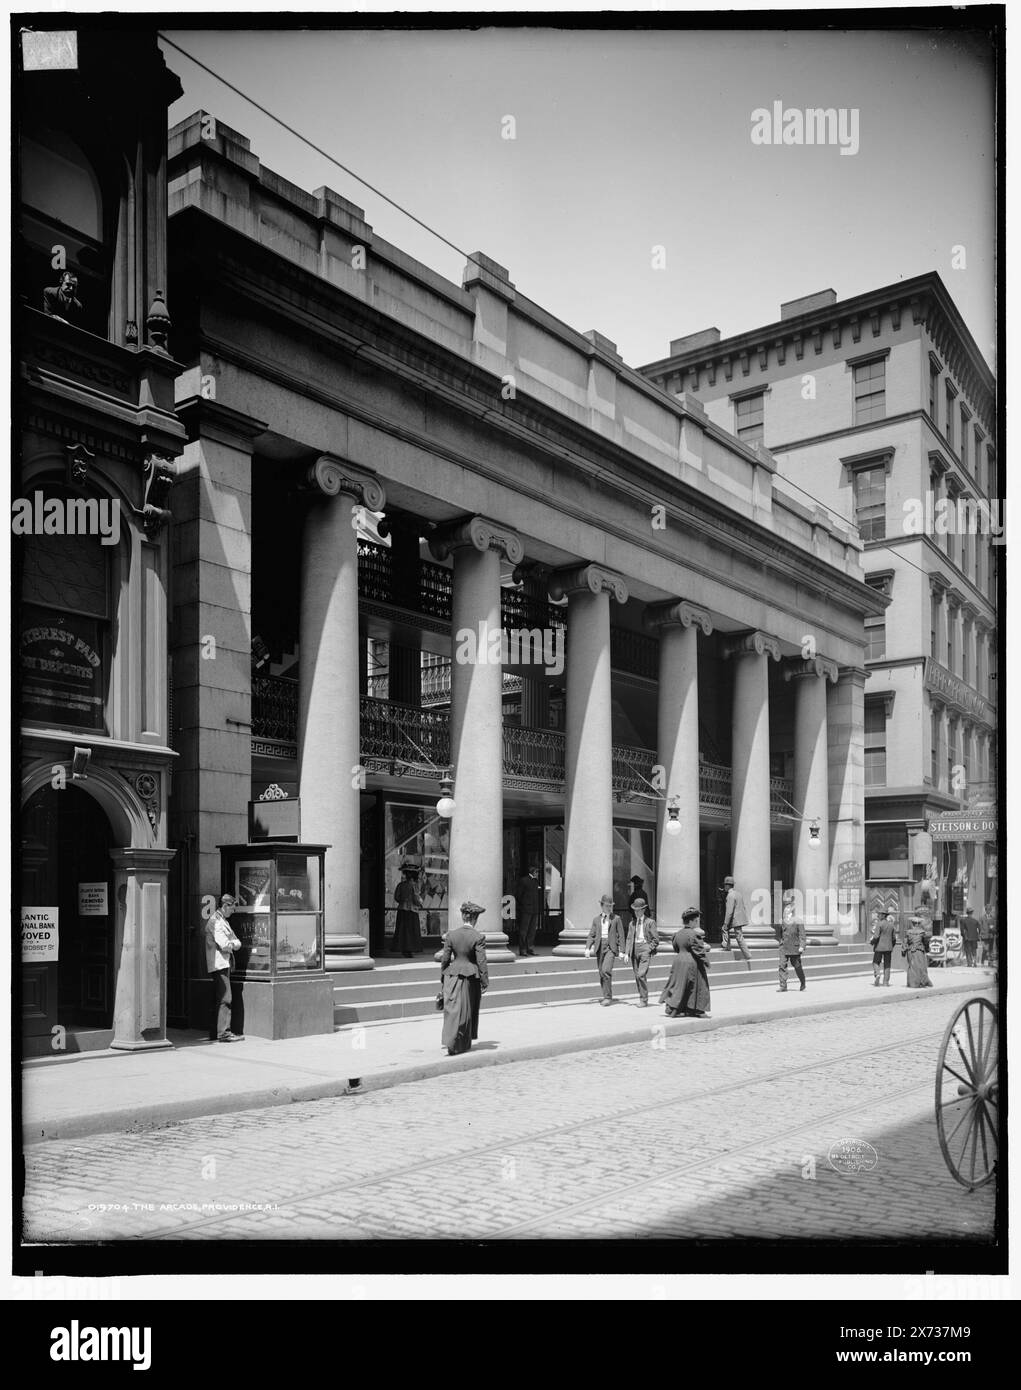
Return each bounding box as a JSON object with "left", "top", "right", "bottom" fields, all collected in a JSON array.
[
  {"left": 659, "top": 949, "right": 711, "bottom": 1015},
  {"left": 442, "top": 974, "right": 482, "bottom": 1054},
  {"left": 904, "top": 944, "right": 932, "bottom": 988},
  {"left": 393, "top": 908, "right": 423, "bottom": 955}
]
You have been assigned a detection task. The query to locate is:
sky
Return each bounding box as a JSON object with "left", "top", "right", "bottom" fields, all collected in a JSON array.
[{"left": 160, "top": 23, "right": 997, "bottom": 372}]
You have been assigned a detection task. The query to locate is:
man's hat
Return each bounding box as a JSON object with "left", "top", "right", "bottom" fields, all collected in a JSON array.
[
  {"left": 629, "top": 875, "right": 644, "bottom": 884},
  {"left": 600, "top": 894, "right": 614, "bottom": 905},
  {"left": 723, "top": 875, "right": 735, "bottom": 886},
  {"left": 460, "top": 901, "right": 486, "bottom": 917},
  {"left": 399, "top": 859, "right": 421, "bottom": 876},
  {"left": 631, "top": 897, "right": 648, "bottom": 909},
  {"left": 220, "top": 893, "right": 236, "bottom": 907}
]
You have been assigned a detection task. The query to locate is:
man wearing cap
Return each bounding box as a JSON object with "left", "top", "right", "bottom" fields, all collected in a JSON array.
[
  {"left": 204, "top": 893, "right": 244, "bottom": 1042},
  {"left": 624, "top": 896, "right": 659, "bottom": 1006},
  {"left": 776, "top": 890, "right": 807, "bottom": 992},
  {"left": 585, "top": 894, "right": 626, "bottom": 1005},
  {"left": 869, "top": 909, "right": 899, "bottom": 986},
  {"left": 958, "top": 905, "right": 980, "bottom": 967},
  {"left": 721, "top": 875, "right": 752, "bottom": 969}
]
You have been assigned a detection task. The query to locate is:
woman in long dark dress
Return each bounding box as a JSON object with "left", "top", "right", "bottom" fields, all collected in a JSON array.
[
  {"left": 659, "top": 907, "right": 712, "bottom": 1017},
  {"left": 903, "top": 916, "right": 933, "bottom": 988},
  {"left": 440, "top": 901, "right": 490, "bottom": 1055},
  {"left": 393, "top": 864, "right": 423, "bottom": 957}
]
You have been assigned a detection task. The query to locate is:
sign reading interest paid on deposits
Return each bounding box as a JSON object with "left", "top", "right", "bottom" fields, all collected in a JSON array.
[{"left": 22, "top": 907, "right": 59, "bottom": 962}]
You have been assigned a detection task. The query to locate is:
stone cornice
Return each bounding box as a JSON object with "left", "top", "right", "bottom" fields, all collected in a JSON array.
[
  {"left": 306, "top": 455, "right": 386, "bottom": 511},
  {"left": 428, "top": 514, "right": 523, "bottom": 564},
  {"left": 722, "top": 630, "right": 781, "bottom": 661},
  {"left": 644, "top": 599, "right": 714, "bottom": 635},
  {"left": 783, "top": 656, "right": 839, "bottom": 683},
  {"left": 548, "top": 563, "right": 629, "bottom": 605}
]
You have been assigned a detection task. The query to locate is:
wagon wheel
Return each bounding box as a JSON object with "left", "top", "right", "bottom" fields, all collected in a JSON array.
[{"left": 935, "top": 997, "right": 998, "bottom": 1190}]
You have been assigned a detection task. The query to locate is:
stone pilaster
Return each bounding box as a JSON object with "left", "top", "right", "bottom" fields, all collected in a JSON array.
[
  {"left": 646, "top": 600, "right": 713, "bottom": 928},
  {"left": 549, "top": 564, "right": 629, "bottom": 955},
  {"left": 430, "top": 516, "right": 524, "bottom": 961},
  {"left": 300, "top": 456, "right": 386, "bottom": 971},
  {"left": 723, "top": 630, "right": 781, "bottom": 945},
  {"left": 109, "top": 847, "right": 177, "bottom": 1050}
]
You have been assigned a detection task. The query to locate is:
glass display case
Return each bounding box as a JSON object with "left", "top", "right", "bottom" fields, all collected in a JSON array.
[{"left": 219, "top": 843, "right": 327, "bottom": 976}]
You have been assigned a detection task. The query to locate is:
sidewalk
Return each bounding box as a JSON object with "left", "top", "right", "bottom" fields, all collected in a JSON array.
[{"left": 21, "top": 965, "right": 995, "bottom": 1144}]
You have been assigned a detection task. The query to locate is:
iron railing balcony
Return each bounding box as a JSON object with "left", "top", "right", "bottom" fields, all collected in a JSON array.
[{"left": 251, "top": 679, "right": 795, "bottom": 816}]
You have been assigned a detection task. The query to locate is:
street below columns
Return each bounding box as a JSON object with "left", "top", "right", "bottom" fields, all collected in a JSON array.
[{"left": 22, "top": 991, "right": 996, "bottom": 1248}]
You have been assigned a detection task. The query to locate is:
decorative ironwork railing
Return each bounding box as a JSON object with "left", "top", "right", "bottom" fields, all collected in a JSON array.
[
  {"left": 251, "top": 680, "right": 795, "bottom": 818},
  {"left": 503, "top": 724, "right": 566, "bottom": 782},
  {"left": 251, "top": 673, "right": 299, "bottom": 743}
]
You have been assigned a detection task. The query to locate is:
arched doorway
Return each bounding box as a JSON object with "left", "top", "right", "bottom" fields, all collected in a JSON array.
[{"left": 21, "top": 783, "right": 115, "bottom": 1050}]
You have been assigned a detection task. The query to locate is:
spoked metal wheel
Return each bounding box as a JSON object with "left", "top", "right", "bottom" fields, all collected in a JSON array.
[{"left": 935, "top": 997, "right": 998, "bottom": 1190}]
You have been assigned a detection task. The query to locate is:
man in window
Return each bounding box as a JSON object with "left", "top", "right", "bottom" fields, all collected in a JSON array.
[{"left": 43, "top": 269, "right": 83, "bottom": 325}]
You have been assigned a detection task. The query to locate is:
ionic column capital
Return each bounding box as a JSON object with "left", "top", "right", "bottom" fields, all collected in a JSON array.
[
  {"left": 722, "top": 629, "right": 781, "bottom": 661},
  {"left": 306, "top": 455, "right": 387, "bottom": 511},
  {"left": 783, "top": 656, "right": 839, "bottom": 684},
  {"left": 644, "top": 599, "right": 714, "bottom": 636},
  {"left": 428, "top": 514, "right": 524, "bottom": 564},
  {"left": 548, "top": 563, "right": 628, "bottom": 605}
]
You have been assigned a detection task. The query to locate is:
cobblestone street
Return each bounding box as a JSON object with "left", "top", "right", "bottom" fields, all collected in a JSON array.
[{"left": 22, "top": 992, "right": 996, "bottom": 1245}]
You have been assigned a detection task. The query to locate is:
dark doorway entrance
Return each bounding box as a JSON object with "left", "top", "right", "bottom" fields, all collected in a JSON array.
[{"left": 21, "top": 784, "right": 115, "bottom": 1047}]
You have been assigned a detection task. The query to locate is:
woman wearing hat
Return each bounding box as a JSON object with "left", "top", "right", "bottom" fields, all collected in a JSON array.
[
  {"left": 902, "top": 915, "right": 933, "bottom": 988},
  {"left": 439, "top": 901, "right": 490, "bottom": 1054},
  {"left": 659, "top": 907, "right": 712, "bottom": 1018},
  {"left": 393, "top": 862, "right": 424, "bottom": 958}
]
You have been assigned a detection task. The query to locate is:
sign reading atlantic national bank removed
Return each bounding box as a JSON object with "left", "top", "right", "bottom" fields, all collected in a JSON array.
[{"left": 928, "top": 814, "right": 997, "bottom": 842}]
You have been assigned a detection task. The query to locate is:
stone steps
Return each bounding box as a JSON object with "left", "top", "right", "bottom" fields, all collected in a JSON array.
[{"left": 332, "top": 945, "right": 876, "bottom": 1024}]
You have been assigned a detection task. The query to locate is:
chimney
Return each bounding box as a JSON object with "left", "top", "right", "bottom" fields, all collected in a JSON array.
[
  {"left": 780, "top": 289, "right": 837, "bottom": 320},
  {"left": 668, "top": 327, "right": 721, "bottom": 357}
]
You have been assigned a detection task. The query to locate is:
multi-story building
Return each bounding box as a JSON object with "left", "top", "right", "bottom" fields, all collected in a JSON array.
[
  {"left": 640, "top": 277, "right": 999, "bottom": 927},
  {"left": 164, "top": 112, "right": 883, "bottom": 1027},
  {"left": 15, "top": 29, "right": 186, "bottom": 1055}
]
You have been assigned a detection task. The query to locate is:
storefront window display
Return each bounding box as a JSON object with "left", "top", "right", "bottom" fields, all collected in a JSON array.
[
  {"left": 227, "top": 849, "right": 324, "bottom": 974},
  {"left": 384, "top": 802, "right": 450, "bottom": 940}
]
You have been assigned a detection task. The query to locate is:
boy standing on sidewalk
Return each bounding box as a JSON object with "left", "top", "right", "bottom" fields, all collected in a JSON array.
[{"left": 205, "top": 893, "right": 244, "bottom": 1041}]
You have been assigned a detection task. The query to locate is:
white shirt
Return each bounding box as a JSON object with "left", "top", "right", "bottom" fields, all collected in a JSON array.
[{"left": 600, "top": 915, "right": 610, "bottom": 940}]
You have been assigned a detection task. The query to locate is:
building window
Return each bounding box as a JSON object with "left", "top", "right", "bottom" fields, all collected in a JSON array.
[
  {"left": 865, "top": 825, "right": 908, "bottom": 878},
  {"left": 928, "top": 360, "right": 940, "bottom": 423},
  {"left": 946, "top": 607, "right": 958, "bottom": 674},
  {"left": 930, "top": 591, "right": 940, "bottom": 660},
  {"left": 853, "top": 464, "right": 886, "bottom": 541},
  {"left": 962, "top": 618, "right": 971, "bottom": 685},
  {"left": 960, "top": 407, "right": 970, "bottom": 468},
  {"left": 945, "top": 383, "right": 957, "bottom": 448},
  {"left": 734, "top": 392, "right": 764, "bottom": 443},
  {"left": 19, "top": 124, "right": 111, "bottom": 338},
  {"left": 864, "top": 700, "right": 887, "bottom": 788},
  {"left": 946, "top": 717, "right": 958, "bottom": 791},
  {"left": 974, "top": 430, "right": 984, "bottom": 493},
  {"left": 865, "top": 573, "right": 891, "bottom": 661},
  {"left": 931, "top": 709, "right": 942, "bottom": 786},
  {"left": 18, "top": 486, "right": 112, "bottom": 732},
  {"left": 853, "top": 358, "right": 886, "bottom": 425}
]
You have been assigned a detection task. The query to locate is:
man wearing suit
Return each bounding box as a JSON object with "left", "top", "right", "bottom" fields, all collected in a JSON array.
[
  {"left": 870, "top": 909, "right": 899, "bottom": 986},
  {"left": 585, "top": 894, "right": 626, "bottom": 1006},
  {"left": 624, "top": 896, "right": 659, "bottom": 1006},
  {"left": 776, "top": 890, "right": 807, "bottom": 992},
  {"left": 722, "top": 875, "right": 752, "bottom": 969},
  {"left": 515, "top": 866, "right": 541, "bottom": 957},
  {"left": 958, "top": 906, "right": 980, "bottom": 967}
]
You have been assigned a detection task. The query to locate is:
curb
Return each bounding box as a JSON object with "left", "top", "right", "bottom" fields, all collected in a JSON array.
[{"left": 22, "top": 980, "right": 986, "bottom": 1145}]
